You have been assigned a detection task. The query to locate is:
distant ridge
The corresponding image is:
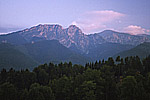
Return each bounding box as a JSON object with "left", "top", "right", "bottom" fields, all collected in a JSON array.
[{"left": 0, "top": 24, "right": 150, "bottom": 63}]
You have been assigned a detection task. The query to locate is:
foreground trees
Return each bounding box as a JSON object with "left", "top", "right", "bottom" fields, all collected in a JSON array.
[
  {"left": 0, "top": 82, "right": 17, "bottom": 100},
  {"left": 28, "top": 83, "right": 55, "bottom": 100},
  {"left": 0, "top": 56, "right": 150, "bottom": 100}
]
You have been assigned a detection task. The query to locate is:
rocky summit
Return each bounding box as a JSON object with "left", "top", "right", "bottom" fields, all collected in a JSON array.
[
  {"left": 17, "top": 24, "right": 106, "bottom": 53},
  {"left": 1, "top": 24, "right": 150, "bottom": 54}
]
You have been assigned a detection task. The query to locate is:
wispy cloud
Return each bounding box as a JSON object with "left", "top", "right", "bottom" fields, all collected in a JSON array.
[
  {"left": 0, "top": 25, "right": 25, "bottom": 33},
  {"left": 72, "top": 10, "right": 125, "bottom": 34},
  {"left": 123, "top": 25, "right": 150, "bottom": 35},
  {"left": 0, "top": 33, "right": 8, "bottom": 35}
]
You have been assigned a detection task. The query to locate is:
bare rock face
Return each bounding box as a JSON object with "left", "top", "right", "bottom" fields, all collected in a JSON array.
[
  {"left": 19, "top": 24, "right": 63, "bottom": 40},
  {"left": 15, "top": 24, "right": 150, "bottom": 53},
  {"left": 98, "top": 30, "right": 150, "bottom": 45},
  {"left": 18, "top": 24, "right": 94, "bottom": 53}
]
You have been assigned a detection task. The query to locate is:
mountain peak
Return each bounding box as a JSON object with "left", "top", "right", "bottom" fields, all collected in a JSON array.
[
  {"left": 36, "top": 24, "right": 63, "bottom": 29},
  {"left": 69, "top": 25, "right": 79, "bottom": 28},
  {"left": 67, "top": 25, "right": 82, "bottom": 34},
  {"left": 101, "top": 30, "right": 118, "bottom": 34},
  {"left": 101, "top": 30, "right": 132, "bottom": 35}
]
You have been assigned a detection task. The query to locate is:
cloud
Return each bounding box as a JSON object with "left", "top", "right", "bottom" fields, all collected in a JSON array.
[
  {"left": 72, "top": 10, "right": 125, "bottom": 34},
  {"left": 0, "top": 33, "right": 8, "bottom": 35},
  {"left": 123, "top": 25, "right": 150, "bottom": 35}
]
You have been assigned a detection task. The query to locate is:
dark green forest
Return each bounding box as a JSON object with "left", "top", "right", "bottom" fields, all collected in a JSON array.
[{"left": 0, "top": 56, "right": 150, "bottom": 100}]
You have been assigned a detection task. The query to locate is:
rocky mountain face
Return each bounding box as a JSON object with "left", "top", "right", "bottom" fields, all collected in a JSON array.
[
  {"left": 1, "top": 24, "right": 150, "bottom": 69},
  {"left": 1, "top": 24, "right": 150, "bottom": 55},
  {"left": 98, "top": 30, "right": 150, "bottom": 45},
  {"left": 18, "top": 24, "right": 106, "bottom": 53}
]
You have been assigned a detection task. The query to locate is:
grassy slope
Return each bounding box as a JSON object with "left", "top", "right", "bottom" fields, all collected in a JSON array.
[
  {"left": 0, "top": 43, "right": 39, "bottom": 70},
  {"left": 18, "top": 40, "right": 89, "bottom": 65},
  {"left": 113, "top": 42, "right": 150, "bottom": 59}
]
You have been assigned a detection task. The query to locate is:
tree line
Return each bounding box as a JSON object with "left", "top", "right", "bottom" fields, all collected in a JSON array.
[{"left": 0, "top": 56, "right": 150, "bottom": 100}]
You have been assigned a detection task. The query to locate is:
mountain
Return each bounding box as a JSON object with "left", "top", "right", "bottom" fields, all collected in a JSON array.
[
  {"left": 17, "top": 25, "right": 150, "bottom": 52},
  {"left": 1, "top": 24, "right": 150, "bottom": 63},
  {"left": 1, "top": 25, "right": 150, "bottom": 54},
  {"left": 0, "top": 43, "right": 38, "bottom": 70},
  {"left": 0, "top": 32, "right": 27, "bottom": 45},
  {"left": 17, "top": 24, "right": 90, "bottom": 53},
  {"left": 0, "top": 40, "right": 90, "bottom": 70},
  {"left": 87, "top": 43, "right": 134, "bottom": 60},
  {"left": 114, "top": 42, "right": 150, "bottom": 59},
  {"left": 17, "top": 40, "right": 89, "bottom": 65},
  {"left": 3, "top": 24, "right": 106, "bottom": 53},
  {"left": 98, "top": 30, "right": 150, "bottom": 45}
]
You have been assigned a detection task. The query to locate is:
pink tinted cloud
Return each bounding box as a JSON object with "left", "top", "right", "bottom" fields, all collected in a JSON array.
[
  {"left": 0, "top": 33, "right": 8, "bottom": 35},
  {"left": 72, "top": 10, "right": 125, "bottom": 34},
  {"left": 124, "top": 25, "right": 150, "bottom": 35},
  {"left": 147, "top": 30, "right": 150, "bottom": 33}
]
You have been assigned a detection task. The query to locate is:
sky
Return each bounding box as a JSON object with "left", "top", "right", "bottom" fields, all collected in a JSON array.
[{"left": 0, "top": 0, "right": 150, "bottom": 35}]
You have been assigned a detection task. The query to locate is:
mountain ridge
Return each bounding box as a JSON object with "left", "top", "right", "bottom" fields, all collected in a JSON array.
[
  {"left": 15, "top": 24, "right": 150, "bottom": 53},
  {"left": 0, "top": 24, "right": 150, "bottom": 62},
  {"left": 19, "top": 40, "right": 90, "bottom": 64},
  {"left": 97, "top": 30, "right": 150, "bottom": 45},
  {"left": 0, "top": 43, "right": 38, "bottom": 70},
  {"left": 114, "top": 42, "right": 150, "bottom": 59},
  {"left": 0, "top": 40, "right": 90, "bottom": 70}
]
